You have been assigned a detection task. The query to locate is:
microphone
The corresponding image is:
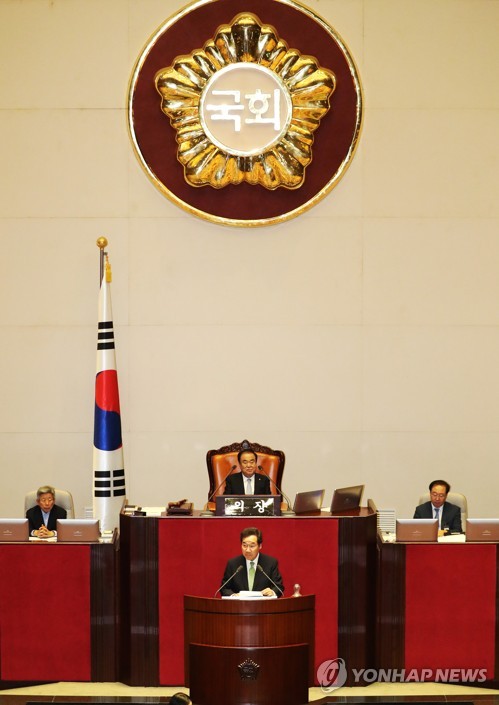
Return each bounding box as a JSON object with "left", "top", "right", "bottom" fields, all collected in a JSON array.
[
  {"left": 258, "top": 465, "right": 295, "bottom": 516},
  {"left": 215, "top": 564, "right": 243, "bottom": 597},
  {"left": 200, "top": 465, "right": 237, "bottom": 516},
  {"left": 257, "top": 564, "right": 283, "bottom": 596}
]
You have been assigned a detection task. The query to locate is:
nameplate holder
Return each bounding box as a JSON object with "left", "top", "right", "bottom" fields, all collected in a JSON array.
[{"left": 215, "top": 495, "right": 281, "bottom": 517}]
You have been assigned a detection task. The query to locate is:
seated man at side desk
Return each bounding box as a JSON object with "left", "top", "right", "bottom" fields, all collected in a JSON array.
[
  {"left": 223, "top": 448, "right": 271, "bottom": 495},
  {"left": 413, "top": 479, "right": 462, "bottom": 534},
  {"left": 220, "top": 526, "right": 284, "bottom": 597},
  {"left": 26, "top": 485, "right": 67, "bottom": 538}
]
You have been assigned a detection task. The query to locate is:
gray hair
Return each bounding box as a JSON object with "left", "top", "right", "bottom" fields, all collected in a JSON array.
[{"left": 37, "top": 485, "right": 55, "bottom": 499}]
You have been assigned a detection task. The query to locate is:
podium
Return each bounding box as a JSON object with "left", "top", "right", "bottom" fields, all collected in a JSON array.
[
  {"left": 120, "top": 510, "right": 377, "bottom": 686},
  {"left": 184, "top": 595, "right": 315, "bottom": 705}
]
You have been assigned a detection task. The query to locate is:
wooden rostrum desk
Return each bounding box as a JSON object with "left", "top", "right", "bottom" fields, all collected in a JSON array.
[
  {"left": 119, "top": 506, "right": 377, "bottom": 687},
  {"left": 185, "top": 594, "right": 314, "bottom": 705}
]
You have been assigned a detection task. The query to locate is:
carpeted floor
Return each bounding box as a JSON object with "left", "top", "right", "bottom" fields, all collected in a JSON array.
[{"left": 0, "top": 681, "right": 498, "bottom": 702}]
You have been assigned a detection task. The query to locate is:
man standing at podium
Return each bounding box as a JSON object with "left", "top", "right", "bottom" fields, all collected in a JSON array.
[{"left": 220, "top": 526, "right": 284, "bottom": 597}]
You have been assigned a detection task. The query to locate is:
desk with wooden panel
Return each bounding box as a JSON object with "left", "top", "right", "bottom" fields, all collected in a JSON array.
[
  {"left": 0, "top": 537, "right": 118, "bottom": 688},
  {"left": 377, "top": 534, "right": 499, "bottom": 688}
]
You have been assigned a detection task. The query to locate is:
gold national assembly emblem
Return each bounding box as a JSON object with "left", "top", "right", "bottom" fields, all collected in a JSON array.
[{"left": 128, "top": 0, "right": 363, "bottom": 227}]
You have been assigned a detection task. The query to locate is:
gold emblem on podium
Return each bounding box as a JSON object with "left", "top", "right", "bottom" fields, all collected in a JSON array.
[{"left": 238, "top": 657, "right": 260, "bottom": 679}]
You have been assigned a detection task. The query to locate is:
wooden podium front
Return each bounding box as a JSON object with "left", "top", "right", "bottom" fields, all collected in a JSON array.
[{"left": 184, "top": 595, "right": 315, "bottom": 705}]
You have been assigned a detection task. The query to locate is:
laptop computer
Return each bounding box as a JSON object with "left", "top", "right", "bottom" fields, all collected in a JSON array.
[
  {"left": 57, "top": 519, "right": 100, "bottom": 542},
  {"left": 0, "top": 518, "right": 29, "bottom": 542},
  {"left": 396, "top": 518, "right": 438, "bottom": 542},
  {"left": 293, "top": 489, "right": 325, "bottom": 514},
  {"left": 330, "top": 485, "right": 364, "bottom": 513},
  {"left": 466, "top": 518, "right": 499, "bottom": 542}
]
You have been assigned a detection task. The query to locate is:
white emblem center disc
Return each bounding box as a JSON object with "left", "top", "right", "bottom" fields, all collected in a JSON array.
[{"left": 200, "top": 63, "right": 292, "bottom": 157}]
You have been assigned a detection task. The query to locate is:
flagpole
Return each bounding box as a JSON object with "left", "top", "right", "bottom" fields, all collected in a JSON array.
[
  {"left": 96, "top": 237, "right": 108, "bottom": 285},
  {"left": 92, "top": 237, "right": 126, "bottom": 532}
]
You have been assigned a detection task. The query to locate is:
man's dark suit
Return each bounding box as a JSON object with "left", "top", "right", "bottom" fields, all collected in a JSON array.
[
  {"left": 413, "top": 501, "right": 462, "bottom": 532},
  {"left": 26, "top": 504, "right": 67, "bottom": 534},
  {"left": 221, "top": 552, "right": 284, "bottom": 596},
  {"left": 224, "top": 472, "right": 271, "bottom": 495}
]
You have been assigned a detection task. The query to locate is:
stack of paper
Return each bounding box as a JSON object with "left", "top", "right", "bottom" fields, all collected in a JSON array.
[{"left": 377, "top": 508, "right": 396, "bottom": 534}]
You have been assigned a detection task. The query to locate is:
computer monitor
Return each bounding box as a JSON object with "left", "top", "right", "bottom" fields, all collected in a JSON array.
[
  {"left": 396, "top": 518, "right": 438, "bottom": 542},
  {"left": 465, "top": 519, "right": 499, "bottom": 542},
  {"left": 57, "top": 519, "right": 100, "bottom": 542},
  {"left": 0, "top": 518, "right": 29, "bottom": 542},
  {"left": 292, "top": 489, "right": 325, "bottom": 514},
  {"left": 330, "top": 485, "right": 364, "bottom": 514}
]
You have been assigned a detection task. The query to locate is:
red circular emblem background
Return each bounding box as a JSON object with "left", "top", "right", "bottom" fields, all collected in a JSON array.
[{"left": 128, "top": 0, "right": 363, "bottom": 226}]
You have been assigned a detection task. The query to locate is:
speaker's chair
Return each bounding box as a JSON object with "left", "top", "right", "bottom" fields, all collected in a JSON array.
[{"left": 206, "top": 439, "right": 285, "bottom": 511}]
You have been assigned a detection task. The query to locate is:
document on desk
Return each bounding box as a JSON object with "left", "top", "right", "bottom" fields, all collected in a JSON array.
[
  {"left": 141, "top": 506, "right": 165, "bottom": 517},
  {"left": 438, "top": 533, "right": 465, "bottom": 543},
  {"left": 222, "top": 591, "right": 277, "bottom": 599}
]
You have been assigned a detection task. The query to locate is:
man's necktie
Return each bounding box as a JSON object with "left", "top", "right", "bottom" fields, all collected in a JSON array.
[
  {"left": 434, "top": 507, "right": 440, "bottom": 526},
  {"left": 249, "top": 561, "right": 255, "bottom": 590},
  {"left": 246, "top": 478, "right": 252, "bottom": 494}
]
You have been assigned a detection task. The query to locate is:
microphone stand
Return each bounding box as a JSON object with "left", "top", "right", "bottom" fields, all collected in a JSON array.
[
  {"left": 258, "top": 466, "right": 295, "bottom": 516},
  {"left": 214, "top": 564, "right": 243, "bottom": 597},
  {"left": 200, "top": 465, "right": 237, "bottom": 516},
  {"left": 256, "top": 564, "right": 284, "bottom": 596}
]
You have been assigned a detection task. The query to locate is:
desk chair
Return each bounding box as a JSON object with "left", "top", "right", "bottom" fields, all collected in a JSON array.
[
  {"left": 24, "top": 488, "right": 75, "bottom": 519},
  {"left": 206, "top": 439, "right": 285, "bottom": 512},
  {"left": 417, "top": 491, "right": 468, "bottom": 526}
]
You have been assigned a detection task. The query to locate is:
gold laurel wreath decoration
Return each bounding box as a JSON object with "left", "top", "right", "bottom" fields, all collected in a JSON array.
[{"left": 155, "top": 13, "right": 336, "bottom": 189}]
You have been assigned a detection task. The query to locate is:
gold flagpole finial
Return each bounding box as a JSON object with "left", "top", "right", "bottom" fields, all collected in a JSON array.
[{"left": 96, "top": 236, "right": 108, "bottom": 250}]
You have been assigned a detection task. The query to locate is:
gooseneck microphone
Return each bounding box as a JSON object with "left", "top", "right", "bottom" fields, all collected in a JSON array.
[
  {"left": 200, "top": 465, "right": 238, "bottom": 516},
  {"left": 258, "top": 465, "right": 295, "bottom": 516},
  {"left": 215, "top": 564, "right": 243, "bottom": 597},
  {"left": 257, "top": 563, "right": 284, "bottom": 596}
]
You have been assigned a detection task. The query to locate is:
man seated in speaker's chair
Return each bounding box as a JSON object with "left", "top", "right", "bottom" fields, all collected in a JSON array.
[
  {"left": 26, "top": 485, "right": 67, "bottom": 538},
  {"left": 413, "top": 479, "right": 462, "bottom": 535},
  {"left": 224, "top": 446, "right": 271, "bottom": 496}
]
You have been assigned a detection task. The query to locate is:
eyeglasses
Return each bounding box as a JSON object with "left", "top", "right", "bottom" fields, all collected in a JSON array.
[{"left": 431, "top": 492, "right": 446, "bottom": 499}]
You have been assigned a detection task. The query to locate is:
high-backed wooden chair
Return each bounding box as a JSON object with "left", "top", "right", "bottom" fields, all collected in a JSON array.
[{"left": 206, "top": 439, "right": 285, "bottom": 511}]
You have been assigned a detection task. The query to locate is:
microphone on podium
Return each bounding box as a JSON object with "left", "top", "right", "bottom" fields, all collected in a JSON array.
[
  {"left": 200, "top": 465, "right": 237, "bottom": 516},
  {"left": 215, "top": 564, "right": 243, "bottom": 597},
  {"left": 256, "top": 564, "right": 284, "bottom": 596},
  {"left": 257, "top": 465, "right": 295, "bottom": 516}
]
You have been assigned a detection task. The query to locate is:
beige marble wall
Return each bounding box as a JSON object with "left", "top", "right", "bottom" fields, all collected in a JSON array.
[{"left": 0, "top": 0, "right": 498, "bottom": 520}]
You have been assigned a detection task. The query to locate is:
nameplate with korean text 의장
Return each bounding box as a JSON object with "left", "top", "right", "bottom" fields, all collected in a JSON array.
[{"left": 216, "top": 495, "right": 281, "bottom": 517}]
